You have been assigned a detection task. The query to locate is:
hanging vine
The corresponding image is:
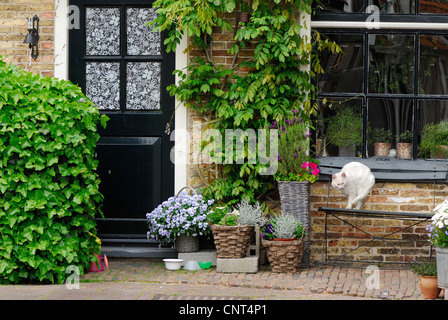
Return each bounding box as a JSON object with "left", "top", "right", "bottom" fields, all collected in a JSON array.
[{"left": 149, "top": 0, "right": 339, "bottom": 206}]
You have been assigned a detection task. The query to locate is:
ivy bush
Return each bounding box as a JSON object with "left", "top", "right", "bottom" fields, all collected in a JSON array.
[
  {"left": 150, "top": 0, "right": 338, "bottom": 206},
  {"left": 0, "top": 58, "right": 108, "bottom": 284}
]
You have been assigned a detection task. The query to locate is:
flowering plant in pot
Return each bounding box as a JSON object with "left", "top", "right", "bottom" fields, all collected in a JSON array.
[
  {"left": 146, "top": 188, "right": 214, "bottom": 252},
  {"left": 427, "top": 199, "right": 448, "bottom": 291}
]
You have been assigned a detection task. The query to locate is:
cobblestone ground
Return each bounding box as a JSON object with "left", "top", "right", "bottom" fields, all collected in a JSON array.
[{"left": 79, "top": 258, "right": 442, "bottom": 300}]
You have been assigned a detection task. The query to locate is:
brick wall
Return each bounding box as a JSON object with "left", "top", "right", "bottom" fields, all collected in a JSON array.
[
  {"left": 0, "top": 0, "right": 55, "bottom": 77},
  {"left": 309, "top": 181, "right": 444, "bottom": 265}
]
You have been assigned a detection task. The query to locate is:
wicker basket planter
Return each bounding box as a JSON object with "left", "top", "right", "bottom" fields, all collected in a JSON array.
[
  {"left": 262, "top": 238, "right": 305, "bottom": 273},
  {"left": 211, "top": 213, "right": 254, "bottom": 259},
  {"left": 277, "top": 180, "right": 310, "bottom": 265}
]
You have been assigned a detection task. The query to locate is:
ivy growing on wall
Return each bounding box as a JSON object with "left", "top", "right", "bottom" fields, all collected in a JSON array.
[{"left": 150, "top": 0, "right": 338, "bottom": 205}]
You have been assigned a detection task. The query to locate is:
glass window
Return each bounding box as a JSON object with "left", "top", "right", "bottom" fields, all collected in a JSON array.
[
  {"left": 420, "top": 0, "right": 448, "bottom": 14},
  {"left": 315, "top": 98, "right": 363, "bottom": 157},
  {"left": 419, "top": 35, "right": 448, "bottom": 95},
  {"left": 418, "top": 100, "right": 448, "bottom": 158},
  {"left": 368, "top": 34, "right": 415, "bottom": 94},
  {"left": 320, "top": 0, "right": 366, "bottom": 13},
  {"left": 367, "top": 0, "right": 415, "bottom": 14},
  {"left": 367, "top": 98, "right": 413, "bottom": 157},
  {"left": 318, "top": 34, "right": 364, "bottom": 93}
]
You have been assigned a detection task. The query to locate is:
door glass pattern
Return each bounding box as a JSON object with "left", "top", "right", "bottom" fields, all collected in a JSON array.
[
  {"left": 126, "top": 62, "right": 161, "bottom": 110},
  {"left": 126, "top": 7, "right": 160, "bottom": 56},
  {"left": 85, "top": 7, "right": 120, "bottom": 56},
  {"left": 86, "top": 62, "right": 120, "bottom": 110}
]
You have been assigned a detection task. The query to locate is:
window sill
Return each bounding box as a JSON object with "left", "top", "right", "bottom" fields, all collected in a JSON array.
[{"left": 317, "top": 156, "right": 448, "bottom": 182}]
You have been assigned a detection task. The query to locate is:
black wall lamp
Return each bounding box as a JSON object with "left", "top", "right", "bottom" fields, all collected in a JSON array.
[{"left": 23, "top": 15, "right": 39, "bottom": 60}]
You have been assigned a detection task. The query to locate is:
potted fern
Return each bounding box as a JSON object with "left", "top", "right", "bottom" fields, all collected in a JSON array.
[{"left": 261, "top": 214, "right": 305, "bottom": 273}]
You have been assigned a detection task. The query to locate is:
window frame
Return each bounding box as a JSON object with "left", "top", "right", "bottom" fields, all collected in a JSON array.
[{"left": 311, "top": 4, "right": 448, "bottom": 162}]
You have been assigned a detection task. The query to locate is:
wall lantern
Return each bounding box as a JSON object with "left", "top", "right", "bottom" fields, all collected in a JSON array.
[{"left": 23, "top": 15, "right": 39, "bottom": 60}]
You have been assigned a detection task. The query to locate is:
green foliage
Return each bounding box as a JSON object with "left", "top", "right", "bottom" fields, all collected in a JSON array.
[
  {"left": 419, "top": 121, "right": 448, "bottom": 158},
  {"left": 409, "top": 261, "right": 437, "bottom": 277},
  {"left": 326, "top": 106, "right": 363, "bottom": 149},
  {"left": 151, "top": 0, "right": 337, "bottom": 205},
  {"left": 370, "top": 127, "right": 391, "bottom": 143},
  {"left": 261, "top": 214, "right": 304, "bottom": 240},
  {"left": 0, "top": 58, "right": 108, "bottom": 284}
]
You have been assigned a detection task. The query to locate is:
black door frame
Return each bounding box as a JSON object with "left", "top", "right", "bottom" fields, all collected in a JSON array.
[{"left": 68, "top": 0, "right": 175, "bottom": 245}]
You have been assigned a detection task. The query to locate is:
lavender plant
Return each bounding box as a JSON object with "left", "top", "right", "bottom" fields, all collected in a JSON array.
[{"left": 146, "top": 191, "right": 214, "bottom": 244}]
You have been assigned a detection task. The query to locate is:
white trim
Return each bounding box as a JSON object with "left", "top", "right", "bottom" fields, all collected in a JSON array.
[
  {"left": 54, "top": 0, "right": 69, "bottom": 80},
  {"left": 174, "top": 36, "right": 189, "bottom": 194},
  {"left": 311, "top": 20, "right": 448, "bottom": 30}
]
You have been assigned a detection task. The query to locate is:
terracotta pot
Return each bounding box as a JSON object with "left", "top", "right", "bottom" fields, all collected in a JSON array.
[
  {"left": 419, "top": 276, "right": 441, "bottom": 299},
  {"left": 397, "top": 143, "right": 412, "bottom": 159},
  {"left": 374, "top": 142, "right": 391, "bottom": 157}
]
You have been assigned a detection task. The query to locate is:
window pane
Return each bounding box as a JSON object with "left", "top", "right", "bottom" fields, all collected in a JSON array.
[
  {"left": 85, "top": 7, "right": 120, "bottom": 56},
  {"left": 420, "top": 0, "right": 448, "bottom": 14},
  {"left": 126, "top": 7, "right": 161, "bottom": 56},
  {"left": 320, "top": 0, "right": 366, "bottom": 13},
  {"left": 418, "top": 100, "right": 448, "bottom": 158},
  {"left": 367, "top": 98, "right": 413, "bottom": 158},
  {"left": 367, "top": 0, "right": 415, "bottom": 14},
  {"left": 316, "top": 98, "right": 363, "bottom": 157},
  {"left": 86, "top": 62, "right": 120, "bottom": 111},
  {"left": 318, "top": 34, "right": 364, "bottom": 93},
  {"left": 369, "top": 34, "right": 415, "bottom": 94},
  {"left": 126, "top": 62, "right": 161, "bottom": 110},
  {"left": 419, "top": 35, "right": 448, "bottom": 95}
]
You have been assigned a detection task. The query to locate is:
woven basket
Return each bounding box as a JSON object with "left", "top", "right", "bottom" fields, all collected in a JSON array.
[
  {"left": 211, "top": 213, "right": 254, "bottom": 259},
  {"left": 262, "top": 238, "right": 305, "bottom": 273},
  {"left": 277, "top": 180, "right": 311, "bottom": 265}
]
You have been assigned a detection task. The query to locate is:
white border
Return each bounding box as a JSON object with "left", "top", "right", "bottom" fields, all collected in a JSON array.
[{"left": 311, "top": 21, "right": 448, "bottom": 30}]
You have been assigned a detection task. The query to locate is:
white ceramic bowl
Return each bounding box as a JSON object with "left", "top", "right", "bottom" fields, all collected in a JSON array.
[{"left": 163, "top": 259, "right": 183, "bottom": 270}]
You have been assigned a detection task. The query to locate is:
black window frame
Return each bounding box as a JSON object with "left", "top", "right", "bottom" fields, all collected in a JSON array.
[{"left": 312, "top": 3, "right": 448, "bottom": 165}]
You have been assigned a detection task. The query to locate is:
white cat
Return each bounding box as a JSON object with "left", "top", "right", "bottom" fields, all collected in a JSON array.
[{"left": 331, "top": 162, "right": 375, "bottom": 210}]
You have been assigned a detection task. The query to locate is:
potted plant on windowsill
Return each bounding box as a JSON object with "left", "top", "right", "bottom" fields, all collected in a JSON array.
[
  {"left": 419, "top": 120, "right": 448, "bottom": 159},
  {"left": 146, "top": 187, "right": 214, "bottom": 253},
  {"left": 397, "top": 130, "right": 412, "bottom": 159},
  {"left": 371, "top": 127, "right": 391, "bottom": 157},
  {"left": 326, "top": 107, "right": 362, "bottom": 157},
  {"left": 261, "top": 214, "right": 305, "bottom": 273},
  {"left": 410, "top": 260, "right": 441, "bottom": 299},
  {"left": 427, "top": 199, "right": 448, "bottom": 295}
]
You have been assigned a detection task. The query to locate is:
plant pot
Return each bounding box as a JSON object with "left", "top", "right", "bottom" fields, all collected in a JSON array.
[
  {"left": 419, "top": 276, "right": 441, "bottom": 299},
  {"left": 262, "top": 238, "right": 305, "bottom": 273},
  {"left": 174, "top": 234, "right": 200, "bottom": 253},
  {"left": 338, "top": 145, "right": 356, "bottom": 157},
  {"left": 397, "top": 143, "right": 412, "bottom": 159},
  {"left": 277, "top": 180, "right": 311, "bottom": 265},
  {"left": 212, "top": 224, "right": 254, "bottom": 258},
  {"left": 431, "top": 145, "right": 448, "bottom": 159},
  {"left": 90, "top": 253, "right": 108, "bottom": 272},
  {"left": 374, "top": 142, "right": 391, "bottom": 157},
  {"left": 436, "top": 246, "right": 448, "bottom": 289}
]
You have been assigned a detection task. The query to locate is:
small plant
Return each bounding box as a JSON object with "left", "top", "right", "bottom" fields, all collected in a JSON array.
[
  {"left": 262, "top": 214, "right": 304, "bottom": 240},
  {"left": 146, "top": 191, "right": 214, "bottom": 244},
  {"left": 371, "top": 127, "right": 391, "bottom": 143},
  {"left": 326, "top": 106, "right": 363, "bottom": 150},
  {"left": 419, "top": 120, "right": 448, "bottom": 158},
  {"left": 398, "top": 130, "right": 412, "bottom": 143},
  {"left": 410, "top": 261, "right": 437, "bottom": 277},
  {"left": 236, "top": 199, "right": 268, "bottom": 226},
  {"left": 273, "top": 111, "right": 320, "bottom": 183}
]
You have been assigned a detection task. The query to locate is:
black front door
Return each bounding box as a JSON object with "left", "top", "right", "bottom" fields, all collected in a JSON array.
[{"left": 69, "top": 0, "right": 175, "bottom": 245}]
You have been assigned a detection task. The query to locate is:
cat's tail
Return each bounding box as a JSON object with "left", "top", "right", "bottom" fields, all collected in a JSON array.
[{"left": 352, "top": 176, "right": 376, "bottom": 205}]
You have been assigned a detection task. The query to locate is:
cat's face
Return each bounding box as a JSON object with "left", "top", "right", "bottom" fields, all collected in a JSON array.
[{"left": 331, "top": 172, "right": 347, "bottom": 190}]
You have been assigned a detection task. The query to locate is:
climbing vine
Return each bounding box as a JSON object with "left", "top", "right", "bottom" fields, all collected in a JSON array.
[{"left": 149, "top": 0, "right": 339, "bottom": 206}]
